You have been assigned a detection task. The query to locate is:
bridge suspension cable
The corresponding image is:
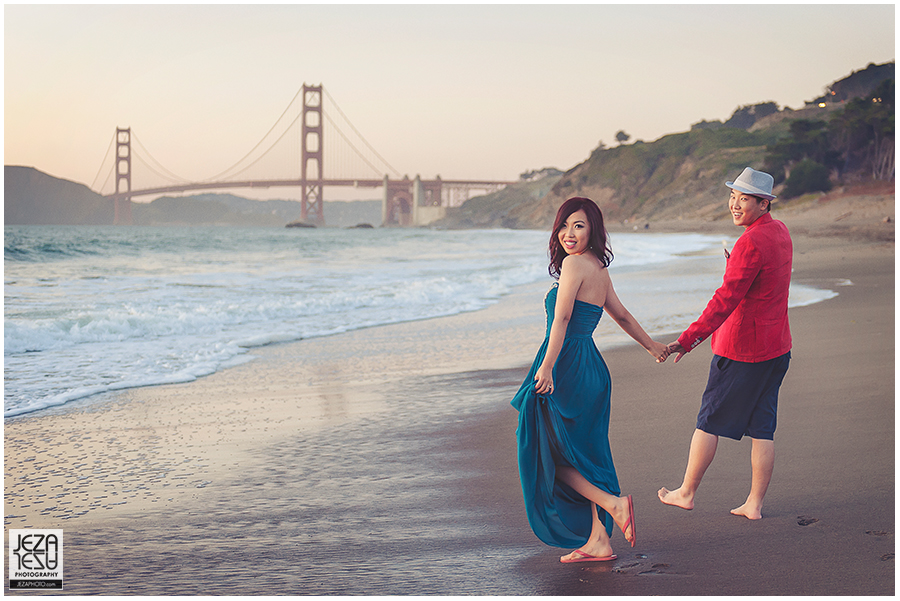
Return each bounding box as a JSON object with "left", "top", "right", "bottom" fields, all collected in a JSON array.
[
  {"left": 90, "top": 131, "right": 116, "bottom": 192},
  {"left": 322, "top": 87, "right": 401, "bottom": 179},
  {"left": 95, "top": 83, "right": 413, "bottom": 197},
  {"left": 324, "top": 111, "right": 393, "bottom": 180},
  {"left": 212, "top": 110, "right": 302, "bottom": 183},
  {"left": 132, "top": 133, "right": 192, "bottom": 184},
  {"left": 200, "top": 86, "right": 305, "bottom": 184}
]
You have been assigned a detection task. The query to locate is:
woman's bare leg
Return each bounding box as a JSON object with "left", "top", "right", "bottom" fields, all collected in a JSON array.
[
  {"left": 559, "top": 502, "right": 615, "bottom": 561},
  {"left": 556, "top": 465, "right": 633, "bottom": 546}
]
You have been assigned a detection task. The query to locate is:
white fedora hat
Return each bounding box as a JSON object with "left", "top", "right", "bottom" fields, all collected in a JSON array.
[{"left": 726, "top": 167, "right": 777, "bottom": 201}]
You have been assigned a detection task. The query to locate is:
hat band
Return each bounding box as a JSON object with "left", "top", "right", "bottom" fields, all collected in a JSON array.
[{"left": 727, "top": 181, "right": 776, "bottom": 200}]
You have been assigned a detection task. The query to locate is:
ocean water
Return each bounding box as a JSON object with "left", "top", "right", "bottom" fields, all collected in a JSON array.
[{"left": 4, "top": 225, "right": 836, "bottom": 418}]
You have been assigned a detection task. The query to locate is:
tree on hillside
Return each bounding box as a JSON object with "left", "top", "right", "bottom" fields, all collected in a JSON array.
[
  {"left": 828, "top": 78, "right": 895, "bottom": 181},
  {"left": 782, "top": 158, "right": 832, "bottom": 198},
  {"left": 763, "top": 79, "right": 894, "bottom": 197},
  {"left": 615, "top": 130, "right": 630, "bottom": 145},
  {"left": 763, "top": 119, "right": 839, "bottom": 185}
]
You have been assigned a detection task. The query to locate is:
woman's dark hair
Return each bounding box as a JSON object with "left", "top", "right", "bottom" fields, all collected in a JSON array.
[{"left": 548, "top": 197, "right": 614, "bottom": 279}]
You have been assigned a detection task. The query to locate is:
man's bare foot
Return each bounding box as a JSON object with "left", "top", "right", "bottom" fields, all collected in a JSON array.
[
  {"left": 658, "top": 486, "right": 694, "bottom": 510},
  {"left": 730, "top": 502, "right": 762, "bottom": 520}
]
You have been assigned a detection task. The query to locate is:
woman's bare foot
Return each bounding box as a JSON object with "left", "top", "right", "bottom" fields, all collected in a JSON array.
[
  {"left": 730, "top": 501, "right": 763, "bottom": 520},
  {"left": 560, "top": 540, "right": 615, "bottom": 563},
  {"left": 609, "top": 496, "right": 635, "bottom": 546},
  {"left": 658, "top": 486, "right": 694, "bottom": 510}
]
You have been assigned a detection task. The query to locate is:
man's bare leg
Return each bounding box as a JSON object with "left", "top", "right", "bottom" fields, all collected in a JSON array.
[
  {"left": 731, "top": 438, "right": 774, "bottom": 520},
  {"left": 658, "top": 429, "right": 718, "bottom": 510}
]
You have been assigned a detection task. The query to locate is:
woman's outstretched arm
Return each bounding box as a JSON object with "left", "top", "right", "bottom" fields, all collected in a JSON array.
[{"left": 602, "top": 273, "right": 669, "bottom": 363}]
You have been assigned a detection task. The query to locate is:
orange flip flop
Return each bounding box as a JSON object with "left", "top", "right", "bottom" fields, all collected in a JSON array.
[
  {"left": 622, "top": 494, "right": 636, "bottom": 548},
  {"left": 560, "top": 549, "right": 617, "bottom": 563}
]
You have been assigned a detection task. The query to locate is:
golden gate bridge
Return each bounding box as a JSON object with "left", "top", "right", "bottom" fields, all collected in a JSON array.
[{"left": 91, "top": 84, "right": 513, "bottom": 226}]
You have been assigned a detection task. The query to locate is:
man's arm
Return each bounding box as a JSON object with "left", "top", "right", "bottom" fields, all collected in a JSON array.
[{"left": 673, "top": 236, "right": 763, "bottom": 359}]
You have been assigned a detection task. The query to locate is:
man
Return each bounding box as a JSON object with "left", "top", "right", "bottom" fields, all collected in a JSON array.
[{"left": 658, "top": 167, "right": 792, "bottom": 520}]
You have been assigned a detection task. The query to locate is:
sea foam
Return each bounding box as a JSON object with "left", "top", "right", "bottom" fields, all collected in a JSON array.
[{"left": 5, "top": 226, "right": 837, "bottom": 418}]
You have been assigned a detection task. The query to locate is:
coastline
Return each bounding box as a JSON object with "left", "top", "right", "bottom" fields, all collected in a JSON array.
[{"left": 4, "top": 229, "right": 894, "bottom": 594}]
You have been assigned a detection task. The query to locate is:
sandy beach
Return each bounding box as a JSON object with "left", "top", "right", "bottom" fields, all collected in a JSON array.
[{"left": 4, "top": 218, "right": 894, "bottom": 594}]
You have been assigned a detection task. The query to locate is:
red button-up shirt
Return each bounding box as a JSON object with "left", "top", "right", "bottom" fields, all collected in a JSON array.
[{"left": 678, "top": 213, "right": 793, "bottom": 363}]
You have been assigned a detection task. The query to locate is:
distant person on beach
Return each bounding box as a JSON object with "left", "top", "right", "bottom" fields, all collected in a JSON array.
[
  {"left": 658, "top": 167, "right": 793, "bottom": 520},
  {"left": 510, "top": 197, "right": 670, "bottom": 563}
]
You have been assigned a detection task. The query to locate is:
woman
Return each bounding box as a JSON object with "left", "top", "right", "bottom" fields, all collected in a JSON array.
[{"left": 510, "top": 197, "right": 669, "bottom": 563}]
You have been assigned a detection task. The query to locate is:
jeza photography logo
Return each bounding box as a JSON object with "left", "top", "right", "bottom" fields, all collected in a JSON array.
[{"left": 9, "top": 530, "right": 63, "bottom": 590}]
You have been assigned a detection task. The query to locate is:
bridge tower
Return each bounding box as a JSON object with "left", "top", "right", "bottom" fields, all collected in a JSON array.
[
  {"left": 301, "top": 84, "right": 324, "bottom": 225},
  {"left": 114, "top": 127, "right": 134, "bottom": 225}
]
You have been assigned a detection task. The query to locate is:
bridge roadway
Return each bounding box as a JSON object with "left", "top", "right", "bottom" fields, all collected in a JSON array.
[
  {"left": 103, "top": 178, "right": 513, "bottom": 200},
  {"left": 104, "top": 176, "right": 515, "bottom": 226}
]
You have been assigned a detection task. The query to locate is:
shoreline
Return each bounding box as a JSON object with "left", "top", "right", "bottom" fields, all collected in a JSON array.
[{"left": 4, "top": 230, "right": 894, "bottom": 595}]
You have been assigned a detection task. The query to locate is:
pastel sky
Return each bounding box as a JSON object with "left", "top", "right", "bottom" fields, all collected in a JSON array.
[{"left": 4, "top": 4, "right": 895, "bottom": 201}]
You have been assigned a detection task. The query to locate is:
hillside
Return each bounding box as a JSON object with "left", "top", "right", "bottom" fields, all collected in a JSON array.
[
  {"left": 515, "top": 127, "right": 785, "bottom": 227},
  {"left": 5, "top": 166, "right": 113, "bottom": 225},
  {"left": 439, "top": 61, "right": 894, "bottom": 231},
  {"left": 133, "top": 194, "right": 381, "bottom": 227},
  {"left": 432, "top": 169, "right": 563, "bottom": 229},
  {"left": 3, "top": 172, "right": 382, "bottom": 227},
  {"left": 435, "top": 126, "right": 788, "bottom": 229}
]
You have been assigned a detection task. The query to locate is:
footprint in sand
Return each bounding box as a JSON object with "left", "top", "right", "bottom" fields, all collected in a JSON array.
[
  {"left": 797, "top": 516, "right": 819, "bottom": 526},
  {"left": 613, "top": 555, "right": 677, "bottom": 576}
]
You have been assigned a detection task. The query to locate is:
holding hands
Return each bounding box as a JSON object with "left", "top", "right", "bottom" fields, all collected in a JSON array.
[
  {"left": 536, "top": 337, "right": 679, "bottom": 393},
  {"left": 666, "top": 341, "right": 687, "bottom": 363},
  {"left": 648, "top": 341, "right": 670, "bottom": 363},
  {"left": 647, "top": 340, "right": 689, "bottom": 364},
  {"left": 536, "top": 336, "right": 675, "bottom": 394}
]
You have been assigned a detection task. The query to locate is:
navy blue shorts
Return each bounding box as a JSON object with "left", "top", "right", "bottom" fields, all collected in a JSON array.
[{"left": 696, "top": 352, "right": 790, "bottom": 441}]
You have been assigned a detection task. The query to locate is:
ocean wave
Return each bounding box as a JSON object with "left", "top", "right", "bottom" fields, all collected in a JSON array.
[{"left": 6, "top": 226, "right": 835, "bottom": 418}]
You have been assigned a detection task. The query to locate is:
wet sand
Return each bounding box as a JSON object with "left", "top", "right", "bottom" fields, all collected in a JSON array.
[{"left": 4, "top": 233, "right": 894, "bottom": 595}]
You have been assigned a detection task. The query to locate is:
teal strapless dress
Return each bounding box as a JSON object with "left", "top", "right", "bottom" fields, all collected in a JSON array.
[{"left": 510, "top": 282, "right": 619, "bottom": 548}]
